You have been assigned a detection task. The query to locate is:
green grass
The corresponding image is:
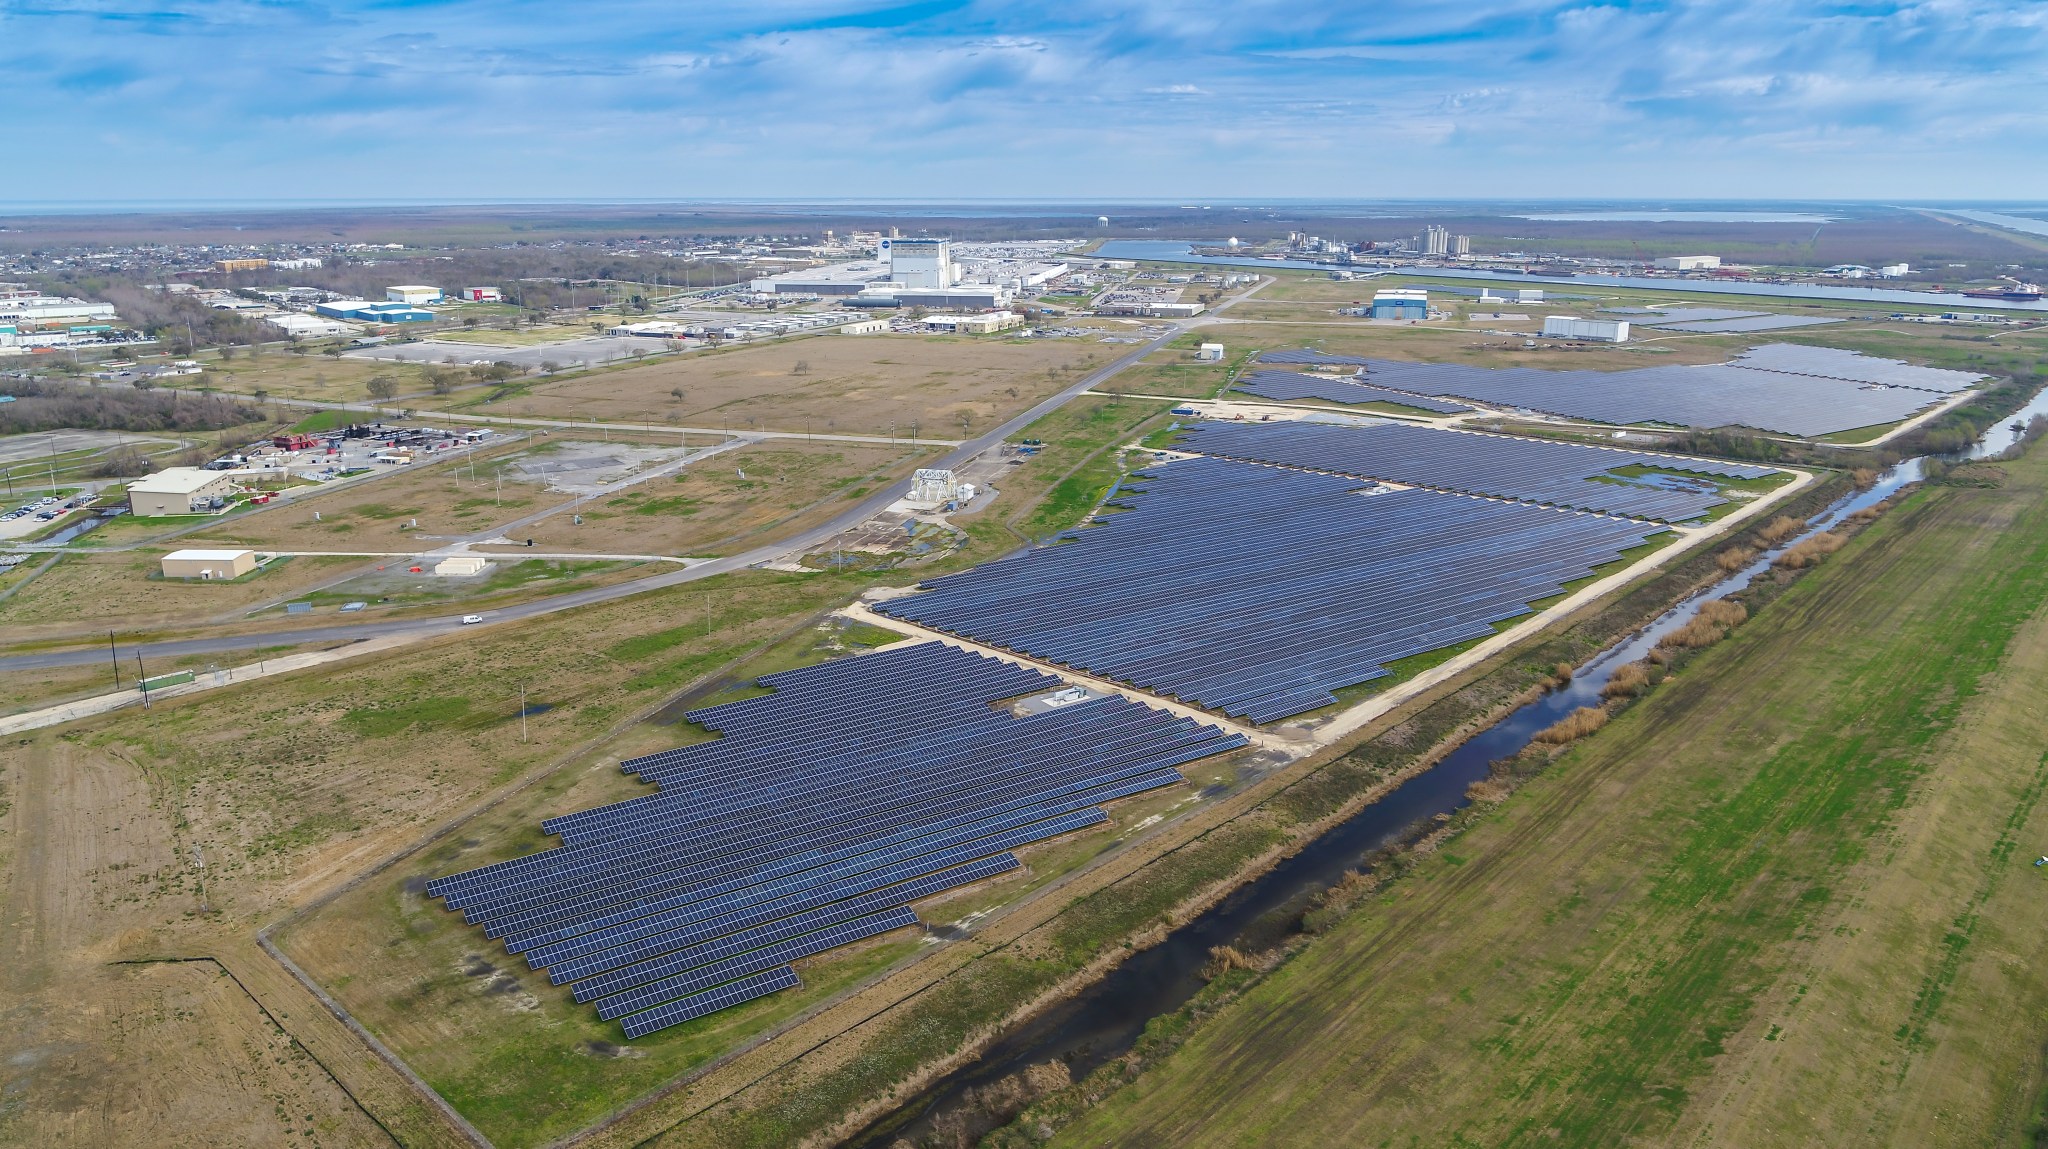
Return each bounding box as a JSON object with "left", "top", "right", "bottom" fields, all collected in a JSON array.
[
  {"left": 287, "top": 408, "right": 356, "bottom": 434},
  {"left": 1049, "top": 437, "right": 2048, "bottom": 1148}
]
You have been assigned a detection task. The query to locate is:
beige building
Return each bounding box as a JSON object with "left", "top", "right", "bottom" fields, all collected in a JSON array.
[
  {"left": 127, "top": 467, "right": 237, "bottom": 516},
  {"left": 433, "top": 555, "right": 491, "bottom": 577},
  {"left": 213, "top": 258, "right": 270, "bottom": 274},
  {"left": 922, "top": 310, "right": 1023, "bottom": 335},
  {"left": 160, "top": 548, "right": 257, "bottom": 580}
]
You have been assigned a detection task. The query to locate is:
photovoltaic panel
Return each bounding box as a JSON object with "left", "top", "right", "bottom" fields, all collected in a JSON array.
[
  {"left": 429, "top": 642, "right": 1248, "bottom": 1037},
  {"left": 1729, "top": 343, "right": 1984, "bottom": 392},
  {"left": 1177, "top": 420, "right": 1770, "bottom": 522},
  {"left": 1257, "top": 349, "right": 1374, "bottom": 366},
  {"left": 619, "top": 967, "right": 801, "bottom": 1040},
  {"left": 879, "top": 456, "right": 1659, "bottom": 723},
  {"left": 1231, "top": 370, "right": 1472, "bottom": 414},
  {"left": 1652, "top": 315, "right": 1844, "bottom": 333},
  {"left": 1346, "top": 356, "right": 1951, "bottom": 436},
  {"left": 1608, "top": 307, "right": 1766, "bottom": 323}
]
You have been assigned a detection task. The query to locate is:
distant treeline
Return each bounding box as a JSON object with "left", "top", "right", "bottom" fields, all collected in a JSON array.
[{"left": 0, "top": 379, "right": 266, "bottom": 436}]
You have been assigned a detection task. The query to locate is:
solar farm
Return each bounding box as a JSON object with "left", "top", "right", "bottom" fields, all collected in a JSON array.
[
  {"left": 1603, "top": 306, "right": 1848, "bottom": 334},
  {"left": 1325, "top": 343, "right": 1984, "bottom": 436},
  {"left": 1177, "top": 421, "right": 1775, "bottom": 522},
  {"left": 426, "top": 642, "right": 1247, "bottom": 1036},
  {"left": 1232, "top": 368, "right": 1474, "bottom": 413},
  {"left": 879, "top": 453, "right": 1665, "bottom": 723}
]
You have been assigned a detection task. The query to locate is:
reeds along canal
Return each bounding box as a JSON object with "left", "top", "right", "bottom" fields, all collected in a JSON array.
[{"left": 843, "top": 409, "right": 2028, "bottom": 1148}]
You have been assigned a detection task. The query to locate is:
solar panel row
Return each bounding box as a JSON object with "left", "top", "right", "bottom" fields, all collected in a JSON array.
[
  {"left": 1230, "top": 370, "right": 1473, "bottom": 414},
  {"left": 1256, "top": 349, "right": 1374, "bottom": 366},
  {"left": 429, "top": 643, "right": 1248, "bottom": 1037},
  {"left": 879, "top": 456, "right": 1657, "bottom": 723},
  {"left": 1729, "top": 343, "right": 1984, "bottom": 391},
  {"left": 1348, "top": 357, "right": 1945, "bottom": 437},
  {"left": 1653, "top": 315, "right": 1845, "bottom": 334},
  {"left": 1177, "top": 421, "right": 1770, "bottom": 522}
]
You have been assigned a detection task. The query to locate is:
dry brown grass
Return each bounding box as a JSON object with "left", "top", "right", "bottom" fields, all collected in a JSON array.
[
  {"left": 0, "top": 552, "right": 366, "bottom": 642},
  {"left": 1533, "top": 705, "right": 1611, "bottom": 745},
  {"left": 424, "top": 333, "right": 1110, "bottom": 437},
  {"left": 1756, "top": 515, "right": 1806, "bottom": 545},
  {"left": 1774, "top": 531, "right": 1849, "bottom": 570},
  {"left": 1552, "top": 661, "right": 1575, "bottom": 683},
  {"left": 1850, "top": 467, "right": 1881, "bottom": 490},
  {"left": 1600, "top": 661, "right": 1656, "bottom": 699},
  {"left": 1658, "top": 599, "right": 1751, "bottom": 651},
  {"left": 1464, "top": 777, "right": 1514, "bottom": 804},
  {"left": 1715, "top": 545, "right": 1759, "bottom": 572}
]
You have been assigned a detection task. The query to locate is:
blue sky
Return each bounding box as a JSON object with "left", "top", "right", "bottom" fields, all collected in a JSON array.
[{"left": 4, "top": 1, "right": 2045, "bottom": 203}]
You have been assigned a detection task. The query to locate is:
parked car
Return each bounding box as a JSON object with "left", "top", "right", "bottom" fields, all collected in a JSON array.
[{"left": 460, "top": 614, "right": 484, "bottom": 625}]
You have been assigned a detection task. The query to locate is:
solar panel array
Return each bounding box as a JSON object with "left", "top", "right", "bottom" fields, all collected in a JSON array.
[
  {"left": 1347, "top": 356, "right": 1949, "bottom": 436},
  {"left": 1256, "top": 349, "right": 1374, "bottom": 367},
  {"left": 1177, "top": 421, "right": 1771, "bottom": 522},
  {"left": 1652, "top": 315, "right": 1845, "bottom": 334},
  {"left": 1231, "top": 369, "right": 1473, "bottom": 414},
  {"left": 427, "top": 642, "right": 1247, "bottom": 1036},
  {"left": 879, "top": 456, "right": 1659, "bottom": 723},
  {"left": 1608, "top": 307, "right": 1767, "bottom": 323},
  {"left": 1730, "top": 343, "right": 1984, "bottom": 391}
]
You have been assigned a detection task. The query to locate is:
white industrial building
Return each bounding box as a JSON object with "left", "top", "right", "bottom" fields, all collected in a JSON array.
[
  {"left": 838, "top": 319, "right": 888, "bottom": 335},
  {"left": 1197, "top": 343, "right": 1225, "bottom": 361},
  {"left": 881, "top": 237, "right": 955, "bottom": 289},
  {"left": 128, "top": 468, "right": 239, "bottom": 516},
  {"left": 922, "top": 311, "right": 1022, "bottom": 334},
  {"left": 160, "top": 548, "right": 257, "bottom": 580},
  {"left": 0, "top": 294, "right": 119, "bottom": 325},
  {"left": 434, "top": 555, "right": 492, "bottom": 577},
  {"left": 1654, "top": 255, "right": 1721, "bottom": 271},
  {"left": 269, "top": 313, "right": 359, "bottom": 339},
  {"left": 1543, "top": 316, "right": 1630, "bottom": 342},
  {"left": 386, "top": 285, "right": 444, "bottom": 305},
  {"left": 750, "top": 259, "right": 894, "bottom": 295}
]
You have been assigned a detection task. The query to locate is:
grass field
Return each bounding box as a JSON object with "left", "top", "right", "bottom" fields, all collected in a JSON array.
[
  {"left": 1052, "top": 441, "right": 2048, "bottom": 1147},
  {"left": 414, "top": 332, "right": 1110, "bottom": 438},
  {"left": 469, "top": 439, "right": 938, "bottom": 558},
  {"left": 0, "top": 552, "right": 367, "bottom": 642}
]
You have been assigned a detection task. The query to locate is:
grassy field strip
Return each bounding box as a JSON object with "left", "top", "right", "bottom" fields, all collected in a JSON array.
[
  {"left": 1052, "top": 445, "right": 2048, "bottom": 1147},
  {"left": 1674, "top": 624, "right": 2048, "bottom": 1142}
]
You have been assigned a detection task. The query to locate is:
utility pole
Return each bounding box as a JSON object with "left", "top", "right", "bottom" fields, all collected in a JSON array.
[
  {"left": 520, "top": 684, "right": 528, "bottom": 743},
  {"left": 135, "top": 650, "right": 149, "bottom": 707},
  {"left": 108, "top": 631, "right": 121, "bottom": 690}
]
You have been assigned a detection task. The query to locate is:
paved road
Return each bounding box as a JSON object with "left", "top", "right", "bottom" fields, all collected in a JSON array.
[{"left": 0, "top": 281, "right": 1267, "bottom": 674}]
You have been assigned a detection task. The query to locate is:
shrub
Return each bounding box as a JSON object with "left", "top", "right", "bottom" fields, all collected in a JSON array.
[
  {"left": 1658, "top": 599, "right": 1750, "bottom": 650},
  {"left": 1533, "top": 706, "right": 1609, "bottom": 745},
  {"left": 1600, "top": 660, "right": 1654, "bottom": 699},
  {"left": 1774, "top": 531, "right": 1847, "bottom": 569},
  {"left": 1714, "top": 545, "right": 1758, "bottom": 572},
  {"left": 1756, "top": 515, "right": 1804, "bottom": 545}
]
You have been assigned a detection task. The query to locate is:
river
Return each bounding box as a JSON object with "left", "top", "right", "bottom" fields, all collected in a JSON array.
[
  {"left": 1089, "top": 240, "right": 2048, "bottom": 313},
  {"left": 843, "top": 389, "right": 2048, "bottom": 1147}
]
